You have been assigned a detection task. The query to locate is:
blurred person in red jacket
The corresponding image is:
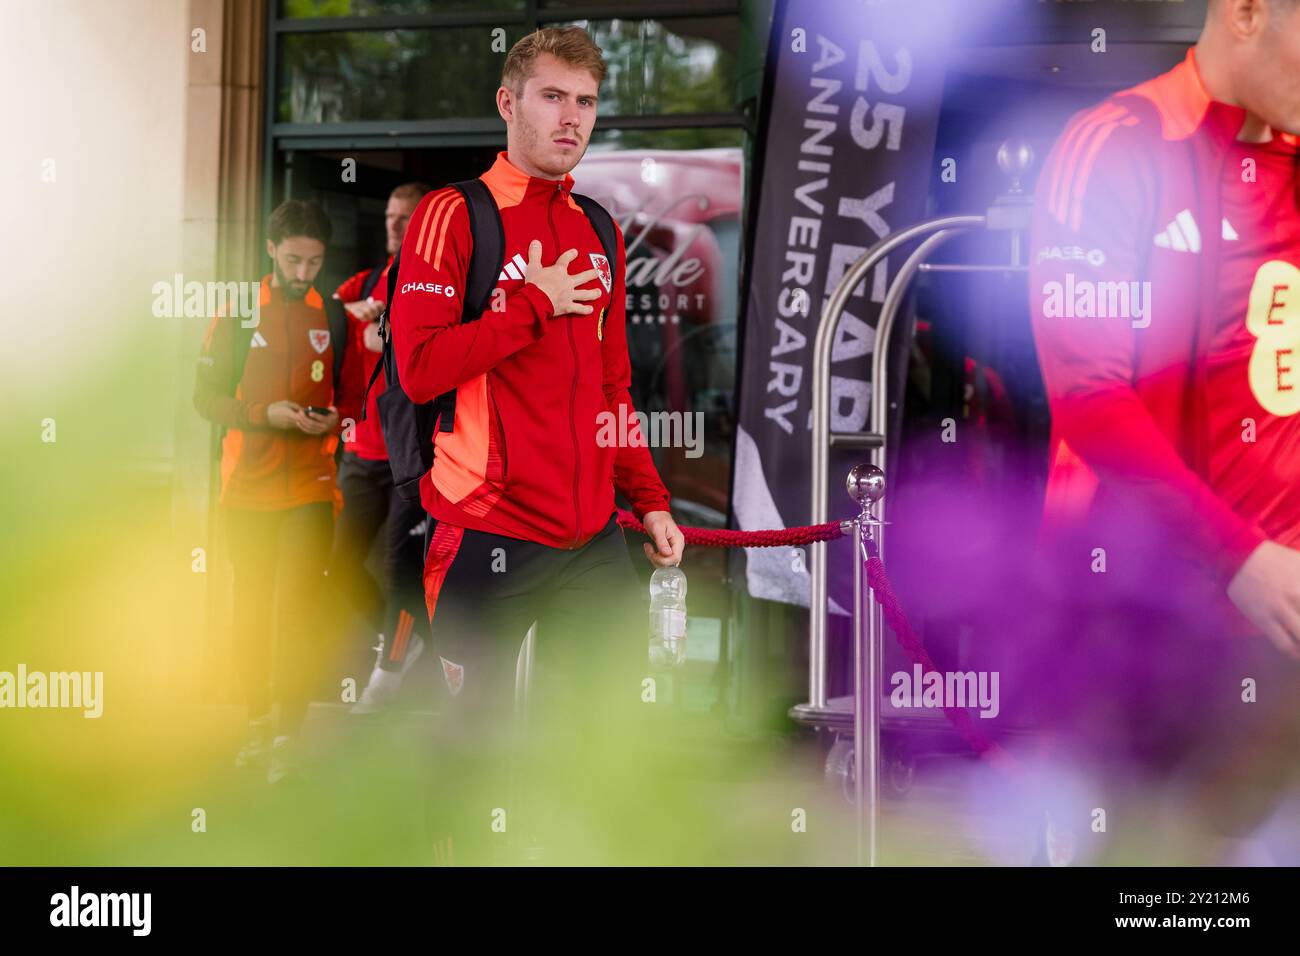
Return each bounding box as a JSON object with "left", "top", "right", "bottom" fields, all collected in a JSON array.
[
  {"left": 1027, "top": 0, "right": 1300, "bottom": 862},
  {"left": 329, "top": 182, "right": 433, "bottom": 713}
]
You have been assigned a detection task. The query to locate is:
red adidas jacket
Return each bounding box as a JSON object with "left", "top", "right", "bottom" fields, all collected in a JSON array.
[
  {"left": 387, "top": 151, "right": 673, "bottom": 549},
  {"left": 1030, "top": 49, "right": 1299, "bottom": 591},
  {"left": 334, "top": 258, "right": 393, "bottom": 461}
]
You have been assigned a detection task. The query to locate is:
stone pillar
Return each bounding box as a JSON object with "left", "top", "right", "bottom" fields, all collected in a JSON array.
[{"left": 176, "top": 0, "right": 268, "bottom": 706}]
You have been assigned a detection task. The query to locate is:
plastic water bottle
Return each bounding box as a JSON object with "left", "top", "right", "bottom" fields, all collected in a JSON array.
[{"left": 648, "top": 565, "right": 688, "bottom": 668}]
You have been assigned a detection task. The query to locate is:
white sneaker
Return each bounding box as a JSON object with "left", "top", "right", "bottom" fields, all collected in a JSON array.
[
  {"left": 1044, "top": 811, "right": 1078, "bottom": 867},
  {"left": 351, "top": 634, "right": 425, "bottom": 715},
  {"left": 267, "top": 734, "right": 303, "bottom": 785},
  {"left": 234, "top": 715, "right": 273, "bottom": 772}
]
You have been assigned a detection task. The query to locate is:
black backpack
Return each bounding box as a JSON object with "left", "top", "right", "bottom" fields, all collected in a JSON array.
[{"left": 364, "top": 178, "right": 619, "bottom": 502}]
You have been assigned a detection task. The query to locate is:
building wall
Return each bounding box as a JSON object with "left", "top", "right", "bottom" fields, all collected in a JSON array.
[
  {"left": 0, "top": 0, "right": 189, "bottom": 460},
  {"left": 0, "top": 0, "right": 264, "bottom": 700}
]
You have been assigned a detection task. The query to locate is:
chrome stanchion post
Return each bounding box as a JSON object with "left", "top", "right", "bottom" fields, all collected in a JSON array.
[
  {"left": 847, "top": 463, "right": 886, "bottom": 866},
  {"left": 512, "top": 621, "right": 537, "bottom": 862},
  {"left": 516, "top": 620, "right": 536, "bottom": 721},
  {"left": 810, "top": 216, "right": 984, "bottom": 718}
]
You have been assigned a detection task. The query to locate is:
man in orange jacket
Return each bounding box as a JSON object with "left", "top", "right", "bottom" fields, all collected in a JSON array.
[{"left": 195, "top": 199, "right": 360, "bottom": 783}]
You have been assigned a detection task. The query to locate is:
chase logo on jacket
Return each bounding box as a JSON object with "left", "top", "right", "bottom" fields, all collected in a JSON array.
[{"left": 401, "top": 281, "right": 457, "bottom": 297}]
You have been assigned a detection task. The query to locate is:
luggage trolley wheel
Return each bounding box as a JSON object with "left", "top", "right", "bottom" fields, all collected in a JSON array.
[{"left": 824, "top": 733, "right": 917, "bottom": 802}]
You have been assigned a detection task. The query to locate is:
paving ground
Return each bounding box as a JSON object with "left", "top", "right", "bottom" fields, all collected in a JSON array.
[
  {"left": 107, "top": 655, "right": 1299, "bottom": 867},
  {"left": 155, "top": 695, "right": 1041, "bottom": 867}
]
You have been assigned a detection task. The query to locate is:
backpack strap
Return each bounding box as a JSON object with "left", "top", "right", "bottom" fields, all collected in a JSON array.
[
  {"left": 324, "top": 294, "right": 349, "bottom": 391},
  {"left": 366, "top": 180, "right": 506, "bottom": 428},
  {"left": 455, "top": 179, "right": 505, "bottom": 320},
  {"left": 358, "top": 263, "right": 386, "bottom": 301},
  {"left": 430, "top": 179, "right": 505, "bottom": 432},
  {"left": 357, "top": 261, "right": 397, "bottom": 420},
  {"left": 363, "top": 249, "right": 407, "bottom": 423},
  {"left": 361, "top": 330, "right": 386, "bottom": 422},
  {"left": 571, "top": 193, "right": 619, "bottom": 272}
]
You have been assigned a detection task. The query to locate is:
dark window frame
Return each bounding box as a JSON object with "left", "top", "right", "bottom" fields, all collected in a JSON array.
[{"left": 262, "top": 0, "right": 747, "bottom": 218}]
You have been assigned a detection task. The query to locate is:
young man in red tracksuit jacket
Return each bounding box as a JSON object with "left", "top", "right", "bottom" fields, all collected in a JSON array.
[
  {"left": 1027, "top": 0, "right": 1300, "bottom": 861},
  {"left": 387, "top": 27, "right": 684, "bottom": 863},
  {"left": 194, "top": 200, "right": 361, "bottom": 784},
  {"left": 329, "top": 182, "right": 433, "bottom": 713}
]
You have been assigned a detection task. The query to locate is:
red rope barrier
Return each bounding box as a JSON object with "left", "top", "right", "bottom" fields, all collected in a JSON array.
[
  {"left": 617, "top": 508, "right": 1018, "bottom": 774},
  {"left": 863, "top": 537, "right": 1021, "bottom": 776},
  {"left": 615, "top": 508, "right": 845, "bottom": 547}
]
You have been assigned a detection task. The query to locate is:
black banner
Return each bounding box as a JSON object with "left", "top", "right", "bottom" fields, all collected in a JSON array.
[{"left": 731, "top": 0, "right": 949, "bottom": 607}]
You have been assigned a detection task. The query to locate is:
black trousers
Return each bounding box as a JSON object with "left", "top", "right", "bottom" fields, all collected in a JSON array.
[
  {"left": 419, "top": 511, "right": 651, "bottom": 864},
  {"left": 330, "top": 452, "right": 428, "bottom": 671},
  {"left": 225, "top": 502, "right": 333, "bottom": 737}
]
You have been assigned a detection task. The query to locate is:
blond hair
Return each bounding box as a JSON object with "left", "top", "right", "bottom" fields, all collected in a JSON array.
[
  {"left": 501, "top": 27, "right": 607, "bottom": 97},
  {"left": 389, "top": 182, "right": 431, "bottom": 205}
]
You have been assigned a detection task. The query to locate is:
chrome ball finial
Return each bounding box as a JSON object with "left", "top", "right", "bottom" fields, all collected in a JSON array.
[
  {"left": 997, "top": 139, "right": 1035, "bottom": 194},
  {"left": 846, "top": 463, "right": 885, "bottom": 507}
]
